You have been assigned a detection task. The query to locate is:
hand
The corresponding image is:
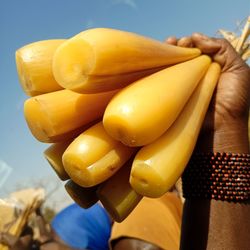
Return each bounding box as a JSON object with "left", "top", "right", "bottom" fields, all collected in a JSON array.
[
  {"left": 167, "top": 34, "right": 250, "bottom": 250},
  {"left": 166, "top": 33, "right": 250, "bottom": 152}
]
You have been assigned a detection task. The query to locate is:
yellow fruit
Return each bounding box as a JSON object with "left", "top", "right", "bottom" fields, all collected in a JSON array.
[
  {"left": 65, "top": 180, "right": 99, "bottom": 208},
  {"left": 97, "top": 160, "right": 143, "bottom": 222},
  {"left": 24, "top": 89, "right": 117, "bottom": 143},
  {"left": 103, "top": 55, "right": 211, "bottom": 146},
  {"left": 63, "top": 122, "right": 137, "bottom": 187},
  {"left": 44, "top": 141, "right": 72, "bottom": 180},
  {"left": 130, "top": 63, "right": 221, "bottom": 197},
  {"left": 16, "top": 40, "right": 65, "bottom": 96},
  {"left": 53, "top": 28, "right": 201, "bottom": 93},
  {"left": 55, "top": 66, "right": 166, "bottom": 93}
]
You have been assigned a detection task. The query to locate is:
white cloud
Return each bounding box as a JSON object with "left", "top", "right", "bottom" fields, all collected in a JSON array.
[{"left": 113, "top": 0, "right": 137, "bottom": 9}]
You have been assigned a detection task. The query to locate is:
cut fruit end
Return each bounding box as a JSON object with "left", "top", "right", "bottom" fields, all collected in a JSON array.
[
  {"left": 63, "top": 154, "right": 94, "bottom": 187},
  {"left": 97, "top": 191, "right": 122, "bottom": 222},
  {"left": 16, "top": 51, "right": 33, "bottom": 93},
  {"left": 24, "top": 98, "right": 53, "bottom": 142},
  {"left": 53, "top": 38, "right": 94, "bottom": 89},
  {"left": 65, "top": 166, "right": 94, "bottom": 188},
  {"left": 130, "top": 162, "right": 166, "bottom": 198},
  {"left": 189, "top": 48, "right": 201, "bottom": 56},
  {"left": 103, "top": 116, "right": 137, "bottom": 147},
  {"left": 44, "top": 156, "right": 69, "bottom": 181}
]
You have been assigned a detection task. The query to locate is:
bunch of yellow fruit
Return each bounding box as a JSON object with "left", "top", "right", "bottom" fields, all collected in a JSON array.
[{"left": 16, "top": 28, "right": 221, "bottom": 222}]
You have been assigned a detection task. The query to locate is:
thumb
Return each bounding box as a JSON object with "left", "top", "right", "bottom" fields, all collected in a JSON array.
[
  {"left": 191, "top": 33, "right": 244, "bottom": 72},
  {"left": 191, "top": 33, "right": 221, "bottom": 54}
]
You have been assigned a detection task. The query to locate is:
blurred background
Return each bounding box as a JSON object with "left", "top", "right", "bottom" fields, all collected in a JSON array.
[{"left": 0, "top": 0, "right": 249, "bottom": 209}]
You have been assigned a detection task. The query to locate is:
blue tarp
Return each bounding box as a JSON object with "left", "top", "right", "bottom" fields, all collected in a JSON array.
[{"left": 51, "top": 203, "right": 112, "bottom": 250}]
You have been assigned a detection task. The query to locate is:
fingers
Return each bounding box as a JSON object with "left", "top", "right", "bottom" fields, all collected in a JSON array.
[
  {"left": 191, "top": 33, "right": 247, "bottom": 71},
  {"left": 165, "top": 33, "right": 247, "bottom": 72},
  {"left": 177, "top": 37, "right": 193, "bottom": 47},
  {"left": 165, "top": 36, "right": 177, "bottom": 45},
  {"left": 165, "top": 36, "right": 193, "bottom": 48},
  {"left": 191, "top": 33, "right": 221, "bottom": 53}
]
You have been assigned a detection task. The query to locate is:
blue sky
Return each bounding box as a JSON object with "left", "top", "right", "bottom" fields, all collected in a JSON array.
[{"left": 0, "top": 0, "right": 249, "bottom": 194}]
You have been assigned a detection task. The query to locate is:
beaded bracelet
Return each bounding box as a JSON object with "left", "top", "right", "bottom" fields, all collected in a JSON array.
[{"left": 182, "top": 152, "right": 250, "bottom": 202}]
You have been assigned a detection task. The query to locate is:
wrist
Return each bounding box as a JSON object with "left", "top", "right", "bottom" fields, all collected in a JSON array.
[
  {"left": 213, "top": 125, "right": 249, "bottom": 153},
  {"left": 196, "top": 116, "right": 249, "bottom": 153},
  {"left": 182, "top": 151, "right": 250, "bottom": 202}
]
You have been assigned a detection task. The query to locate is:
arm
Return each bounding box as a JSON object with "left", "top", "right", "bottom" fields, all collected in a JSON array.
[
  {"left": 167, "top": 33, "right": 250, "bottom": 250},
  {"left": 181, "top": 125, "right": 250, "bottom": 250}
]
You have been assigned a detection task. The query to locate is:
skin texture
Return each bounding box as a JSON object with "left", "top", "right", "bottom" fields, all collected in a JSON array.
[
  {"left": 166, "top": 33, "right": 250, "bottom": 149},
  {"left": 166, "top": 33, "right": 250, "bottom": 250}
]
